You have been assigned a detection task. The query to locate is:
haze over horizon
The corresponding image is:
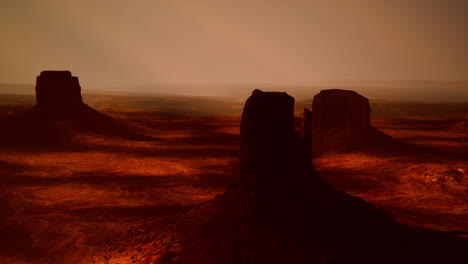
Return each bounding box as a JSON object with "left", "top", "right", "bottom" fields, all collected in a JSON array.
[{"left": 1, "top": 0, "right": 468, "bottom": 89}]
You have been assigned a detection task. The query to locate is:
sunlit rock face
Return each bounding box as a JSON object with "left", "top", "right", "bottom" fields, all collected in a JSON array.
[
  {"left": 35, "top": 71, "right": 83, "bottom": 117},
  {"left": 311, "top": 89, "right": 385, "bottom": 154}
]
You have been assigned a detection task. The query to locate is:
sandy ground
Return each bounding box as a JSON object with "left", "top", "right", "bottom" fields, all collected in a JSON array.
[{"left": 0, "top": 99, "right": 466, "bottom": 263}]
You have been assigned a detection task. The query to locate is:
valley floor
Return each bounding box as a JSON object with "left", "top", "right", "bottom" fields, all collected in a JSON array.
[{"left": 0, "top": 102, "right": 466, "bottom": 263}]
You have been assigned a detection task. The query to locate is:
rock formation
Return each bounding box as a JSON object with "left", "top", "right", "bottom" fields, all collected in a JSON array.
[
  {"left": 237, "top": 89, "right": 318, "bottom": 214},
  {"left": 0, "top": 71, "right": 153, "bottom": 147},
  {"left": 86, "top": 90, "right": 460, "bottom": 264},
  {"left": 240, "top": 90, "right": 308, "bottom": 196},
  {"left": 35, "top": 71, "right": 83, "bottom": 115},
  {"left": 80, "top": 89, "right": 467, "bottom": 264},
  {"left": 240, "top": 90, "right": 296, "bottom": 176},
  {"left": 311, "top": 89, "right": 393, "bottom": 154},
  {"left": 166, "top": 90, "right": 466, "bottom": 263},
  {"left": 303, "top": 108, "right": 313, "bottom": 172}
]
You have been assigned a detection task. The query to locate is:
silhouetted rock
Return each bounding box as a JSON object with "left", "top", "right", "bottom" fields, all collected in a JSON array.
[
  {"left": 303, "top": 108, "right": 313, "bottom": 172},
  {"left": 311, "top": 89, "right": 393, "bottom": 154},
  {"left": 239, "top": 90, "right": 318, "bottom": 212},
  {"left": 0, "top": 71, "right": 154, "bottom": 148},
  {"left": 35, "top": 71, "right": 83, "bottom": 115},
  {"left": 241, "top": 90, "right": 297, "bottom": 186},
  {"left": 133, "top": 89, "right": 466, "bottom": 264}
]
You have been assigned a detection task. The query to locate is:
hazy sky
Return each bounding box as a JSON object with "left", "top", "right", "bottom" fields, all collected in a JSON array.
[{"left": 1, "top": 0, "right": 467, "bottom": 86}]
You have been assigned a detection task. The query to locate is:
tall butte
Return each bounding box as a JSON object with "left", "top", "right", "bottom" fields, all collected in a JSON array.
[
  {"left": 240, "top": 90, "right": 314, "bottom": 209},
  {"left": 79, "top": 89, "right": 466, "bottom": 264},
  {"left": 126, "top": 89, "right": 465, "bottom": 264},
  {"left": 0, "top": 70, "right": 153, "bottom": 147},
  {"left": 35, "top": 70, "right": 84, "bottom": 117}
]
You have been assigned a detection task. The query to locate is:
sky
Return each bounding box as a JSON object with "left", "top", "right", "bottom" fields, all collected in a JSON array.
[{"left": 1, "top": 0, "right": 467, "bottom": 87}]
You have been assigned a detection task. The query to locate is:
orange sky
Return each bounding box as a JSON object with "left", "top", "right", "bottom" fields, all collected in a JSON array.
[{"left": 1, "top": 0, "right": 467, "bottom": 87}]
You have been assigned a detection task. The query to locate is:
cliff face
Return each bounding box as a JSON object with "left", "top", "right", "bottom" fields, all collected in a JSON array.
[
  {"left": 35, "top": 71, "right": 83, "bottom": 117},
  {"left": 239, "top": 89, "right": 315, "bottom": 210},
  {"left": 311, "top": 89, "right": 392, "bottom": 154},
  {"left": 241, "top": 90, "right": 297, "bottom": 187}
]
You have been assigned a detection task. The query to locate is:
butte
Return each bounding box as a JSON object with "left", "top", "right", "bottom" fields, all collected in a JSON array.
[
  {"left": 0, "top": 71, "right": 154, "bottom": 148},
  {"left": 86, "top": 89, "right": 467, "bottom": 264},
  {"left": 311, "top": 89, "right": 397, "bottom": 154}
]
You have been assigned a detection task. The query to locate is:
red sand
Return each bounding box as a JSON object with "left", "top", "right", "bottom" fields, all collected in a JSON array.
[{"left": 0, "top": 103, "right": 466, "bottom": 263}]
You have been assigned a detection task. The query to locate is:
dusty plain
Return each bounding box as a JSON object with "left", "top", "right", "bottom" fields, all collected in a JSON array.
[{"left": 0, "top": 94, "right": 466, "bottom": 263}]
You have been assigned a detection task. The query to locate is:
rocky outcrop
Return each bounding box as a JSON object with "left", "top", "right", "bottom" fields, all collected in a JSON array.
[
  {"left": 35, "top": 71, "right": 83, "bottom": 114},
  {"left": 239, "top": 89, "right": 316, "bottom": 212},
  {"left": 33, "top": 70, "right": 86, "bottom": 120},
  {"left": 311, "top": 89, "right": 393, "bottom": 154},
  {"left": 240, "top": 90, "right": 305, "bottom": 193},
  {"left": 79, "top": 89, "right": 468, "bottom": 264},
  {"left": 0, "top": 71, "right": 153, "bottom": 147},
  {"left": 240, "top": 90, "right": 295, "bottom": 175}
]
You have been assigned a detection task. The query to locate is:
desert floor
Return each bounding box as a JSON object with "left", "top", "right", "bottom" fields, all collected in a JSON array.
[{"left": 0, "top": 94, "right": 466, "bottom": 263}]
